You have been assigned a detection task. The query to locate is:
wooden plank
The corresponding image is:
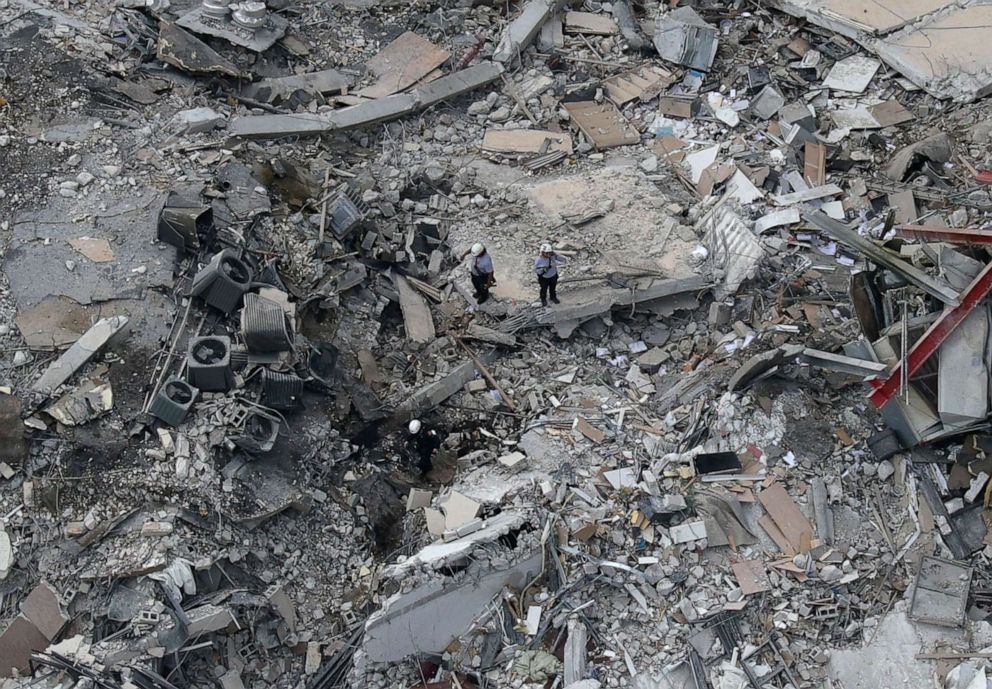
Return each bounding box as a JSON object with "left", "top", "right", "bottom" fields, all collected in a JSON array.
[
  {"left": 757, "top": 482, "right": 815, "bottom": 553},
  {"left": 758, "top": 514, "right": 795, "bottom": 556},
  {"left": 394, "top": 273, "right": 436, "bottom": 344},
  {"left": 804, "top": 141, "right": 826, "bottom": 187},
  {"left": 731, "top": 560, "right": 770, "bottom": 595},
  {"left": 564, "top": 11, "right": 618, "bottom": 35},
  {"left": 563, "top": 101, "right": 640, "bottom": 149},
  {"left": 358, "top": 31, "right": 450, "bottom": 99},
  {"left": 482, "top": 128, "right": 574, "bottom": 154},
  {"left": 575, "top": 417, "right": 605, "bottom": 443}
]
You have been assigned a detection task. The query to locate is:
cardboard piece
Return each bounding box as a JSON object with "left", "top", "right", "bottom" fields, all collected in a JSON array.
[{"left": 757, "top": 482, "right": 815, "bottom": 553}]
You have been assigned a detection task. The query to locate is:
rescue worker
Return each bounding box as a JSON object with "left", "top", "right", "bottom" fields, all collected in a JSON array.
[
  {"left": 534, "top": 243, "right": 566, "bottom": 306},
  {"left": 459, "top": 242, "right": 495, "bottom": 304},
  {"left": 406, "top": 419, "right": 440, "bottom": 475}
]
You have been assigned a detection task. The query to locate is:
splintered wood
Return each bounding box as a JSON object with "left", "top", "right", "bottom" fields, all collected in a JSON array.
[
  {"left": 358, "top": 32, "right": 449, "bottom": 99},
  {"left": 757, "top": 482, "right": 815, "bottom": 555},
  {"left": 563, "top": 101, "right": 640, "bottom": 149},
  {"left": 732, "top": 560, "right": 771, "bottom": 595}
]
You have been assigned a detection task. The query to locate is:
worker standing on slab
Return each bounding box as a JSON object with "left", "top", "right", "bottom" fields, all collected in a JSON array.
[
  {"left": 460, "top": 242, "right": 495, "bottom": 304},
  {"left": 534, "top": 243, "right": 566, "bottom": 307},
  {"left": 406, "top": 419, "right": 441, "bottom": 475}
]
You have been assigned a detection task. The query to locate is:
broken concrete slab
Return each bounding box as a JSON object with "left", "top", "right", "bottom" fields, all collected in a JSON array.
[
  {"left": 176, "top": 5, "right": 288, "bottom": 52},
  {"left": 909, "top": 556, "right": 973, "bottom": 627},
  {"left": 482, "top": 128, "right": 574, "bottom": 154},
  {"left": 230, "top": 63, "right": 503, "bottom": 140},
  {"left": 533, "top": 275, "right": 710, "bottom": 336},
  {"left": 384, "top": 511, "right": 528, "bottom": 576},
  {"left": 774, "top": 0, "right": 954, "bottom": 38},
  {"left": 822, "top": 55, "right": 881, "bottom": 93},
  {"left": 871, "top": 3, "right": 992, "bottom": 102},
  {"left": 494, "top": 0, "right": 568, "bottom": 63},
  {"left": 365, "top": 549, "right": 542, "bottom": 662},
  {"left": 393, "top": 272, "right": 436, "bottom": 344},
  {"left": 6, "top": 190, "right": 172, "bottom": 309},
  {"left": 242, "top": 69, "right": 353, "bottom": 105},
  {"left": 157, "top": 22, "right": 240, "bottom": 77},
  {"left": 32, "top": 316, "right": 129, "bottom": 393}
]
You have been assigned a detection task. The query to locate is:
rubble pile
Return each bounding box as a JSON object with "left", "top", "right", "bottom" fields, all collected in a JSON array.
[{"left": 2, "top": 0, "right": 992, "bottom": 688}]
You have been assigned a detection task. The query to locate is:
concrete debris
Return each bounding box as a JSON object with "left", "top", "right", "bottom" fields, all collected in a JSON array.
[{"left": 4, "top": 1, "right": 992, "bottom": 688}]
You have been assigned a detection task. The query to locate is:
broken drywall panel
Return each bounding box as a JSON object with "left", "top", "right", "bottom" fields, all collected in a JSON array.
[
  {"left": 494, "top": 0, "right": 568, "bottom": 63},
  {"left": 358, "top": 32, "right": 450, "bottom": 99},
  {"left": 772, "top": 184, "right": 842, "bottom": 205},
  {"left": 822, "top": 55, "right": 881, "bottom": 93},
  {"left": 32, "top": 316, "right": 129, "bottom": 393},
  {"left": 700, "top": 200, "right": 764, "bottom": 300},
  {"left": 938, "top": 306, "right": 989, "bottom": 429},
  {"left": 653, "top": 6, "right": 718, "bottom": 71},
  {"left": 563, "top": 101, "right": 640, "bottom": 149},
  {"left": 365, "top": 550, "right": 542, "bottom": 662},
  {"left": 685, "top": 145, "right": 720, "bottom": 184},
  {"left": 754, "top": 207, "right": 801, "bottom": 233},
  {"left": 871, "top": 3, "right": 992, "bottom": 102},
  {"left": 482, "top": 129, "right": 574, "bottom": 154}
]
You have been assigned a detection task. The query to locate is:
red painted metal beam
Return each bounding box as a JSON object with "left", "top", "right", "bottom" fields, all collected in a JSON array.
[
  {"left": 895, "top": 224, "right": 992, "bottom": 245},
  {"left": 869, "top": 259, "right": 992, "bottom": 408}
]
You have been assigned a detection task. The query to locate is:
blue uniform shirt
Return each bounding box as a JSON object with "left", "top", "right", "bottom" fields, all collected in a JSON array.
[
  {"left": 534, "top": 254, "right": 566, "bottom": 278},
  {"left": 471, "top": 253, "right": 494, "bottom": 276}
]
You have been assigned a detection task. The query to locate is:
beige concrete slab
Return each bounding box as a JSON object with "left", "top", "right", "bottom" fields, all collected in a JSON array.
[{"left": 872, "top": 3, "right": 992, "bottom": 102}]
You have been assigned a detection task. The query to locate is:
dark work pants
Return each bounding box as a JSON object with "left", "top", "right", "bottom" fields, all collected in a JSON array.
[
  {"left": 471, "top": 273, "right": 491, "bottom": 303},
  {"left": 539, "top": 274, "right": 558, "bottom": 303}
]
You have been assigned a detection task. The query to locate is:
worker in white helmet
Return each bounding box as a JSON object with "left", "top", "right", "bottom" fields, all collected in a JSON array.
[
  {"left": 534, "top": 242, "right": 566, "bottom": 306},
  {"left": 406, "top": 418, "right": 440, "bottom": 475},
  {"left": 459, "top": 242, "right": 495, "bottom": 304}
]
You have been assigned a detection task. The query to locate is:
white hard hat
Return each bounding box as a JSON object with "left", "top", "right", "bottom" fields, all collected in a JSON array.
[
  {"left": 408, "top": 419, "right": 422, "bottom": 434},
  {"left": 470, "top": 242, "right": 485, "bottom": 256},
  {"left": 540, "top": 243, "right": 553, "bottom": 253}
]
